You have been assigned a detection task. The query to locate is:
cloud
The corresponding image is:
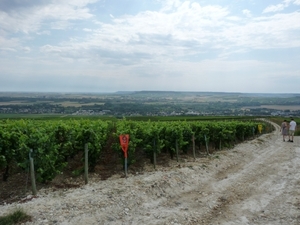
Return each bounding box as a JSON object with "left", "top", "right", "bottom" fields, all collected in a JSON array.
[
  {"left": 0, "top": 56, "right": 290, "bottom": 93},
  {"left": 0, "top": 0, "right": 51, "bottom": 11},
  {"left": 40, "top": 44, "right": 62, "bottom": 53},
  {"left": 0, "top": 47, "right": 17, "bottom": 52},
  {"left": 0, "top": 35, "right": 19, "bottom": 50},
  {"left": 39, "top": 2, "right": 229, "bottom": 58},
  {"left": 34, "top": 1, "right": 300, "bottom": 65},
  {"left": 83, "top": 28, "right": 93, "bottom": 32},
  {"left": 0, "top": 0, "right": 300, "bottom": 93},
  {"left": 22, "top": 46, "right": 31, "bottom": 53},
  {"left": 262, "top": 0, "right": 298, "bottom": 13},
  {"left": 0, "top": 0, "right": 98, "bottom": 33},
  {"left": 36, "top": 30, "right": 51, "bottom": 35},
  {"left": 223, "top": 12, "right": 300, "bottom": 50},
  {"left": 263, "top": 4, "right": 285, "bottom": 13},
  {"left": 294, "top": 0, "right": 300, "bottom": 5},
  {"left": 242, "top": 9, "right": 252, "bottom": 17},
  {"left": 159, "top": 0, "right": 182, "bottom": 13}
]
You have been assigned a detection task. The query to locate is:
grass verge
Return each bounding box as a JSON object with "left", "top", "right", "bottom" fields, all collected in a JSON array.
[{"left": 0, "top": 208, "right": 31, "bottom": 225}]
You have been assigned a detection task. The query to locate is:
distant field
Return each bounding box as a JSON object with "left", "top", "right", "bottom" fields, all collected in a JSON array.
[
  {"left": 0, "top": 114, "right": 62, "bottom": 119},
  {"left": 0, "top": 101, "right": 105, "bottom": 107},
  {"left": 0, "top": 114, "right": 115, "bottom": 120},
  {"left": 0, "top": 114, "right": 254, "bottom": 121},
  {"left": 0, "top": 101, "right": 34, "bottom": 105},
  {"left": 57, "top": 101, "right": 105, "bottom": 107},
  {"left": 0, "top": 101, "right": 54, "bottom": 105},
  {"left": 172, "top": 96, "right": 238, "bottom": 102},
  {"left": 242, "top": 105, "right": 300, "bottom": 111}
]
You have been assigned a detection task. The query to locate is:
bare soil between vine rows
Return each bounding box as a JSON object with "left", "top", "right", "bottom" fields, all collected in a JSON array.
[{"left": 1, "top": 120, "right": 300, "bottom": 225}]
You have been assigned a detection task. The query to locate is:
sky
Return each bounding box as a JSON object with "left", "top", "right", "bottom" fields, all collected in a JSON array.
[{"left": 0, "top": 0, "right": 300, "bottom": 93}]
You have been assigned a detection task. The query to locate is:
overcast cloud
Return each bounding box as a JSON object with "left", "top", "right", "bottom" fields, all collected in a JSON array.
[{"left": 0, "top": 0, "right": 299, "bottom": 93}]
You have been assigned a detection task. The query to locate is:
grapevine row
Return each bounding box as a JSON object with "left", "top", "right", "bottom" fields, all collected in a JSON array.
[{"left": 0, "top": 119, "right": 270, "bottom": 182}]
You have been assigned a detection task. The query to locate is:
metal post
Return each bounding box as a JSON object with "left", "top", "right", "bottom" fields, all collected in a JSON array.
[
  {"left": 125, "top": 158, "right": 128, "bottom": 177},
  {"left": 153, "top": 139, "right": 157, "bottom": 169},
  {"left": 192, "top": 134, "right": 196, "bottom": 159},
  {"left": 84, "top": 143, "right": 88, "bottom": 184},
  {"left": 29, "top": 149, "right": 37, "bottom": 195},
  {"left": 176, "top": 139, "right": 179, "bottom": 162},
  {"left": 205, "top": 135, "right": 209, "bottom": 156}
]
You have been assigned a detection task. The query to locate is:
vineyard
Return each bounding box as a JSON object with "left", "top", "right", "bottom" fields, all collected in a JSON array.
[{"left": 0, "top": 119, "right": 273, "bottom": 185}]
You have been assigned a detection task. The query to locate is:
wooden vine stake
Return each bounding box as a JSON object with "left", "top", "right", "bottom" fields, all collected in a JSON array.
[
  {"left": 153, "top": 139, "right": 157, "bottom": 169},
  {"left": 175, "top": 139, "right": 179, "bottom": 162},
  {"left": 84, "top": 143, "right": 88, "bottom": 184},
  {"left": 204, "top": 135, "right": 210, "bottom": 156},
  {"left": 29, "top": 149, "right": 37, "bottom": 195},
  {"left": 192, "top": 134, "right": 196, "bottom": 159}
]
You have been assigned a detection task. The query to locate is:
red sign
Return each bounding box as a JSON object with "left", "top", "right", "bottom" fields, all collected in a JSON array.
[{"left": 119, "top": 134, "right": 129, "bottom": 158}]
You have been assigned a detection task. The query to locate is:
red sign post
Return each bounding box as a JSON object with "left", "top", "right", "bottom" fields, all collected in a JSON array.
[
  {"left": 119, "top": 134, "right": 129, "bottom": 176},
  {"left": 119, "top": 134, "right": 129, "bottom": 158}
]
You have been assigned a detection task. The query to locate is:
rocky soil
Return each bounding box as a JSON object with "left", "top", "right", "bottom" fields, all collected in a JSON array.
[{"left": 0, "top": 120, "right": 299, "bottom": 225}]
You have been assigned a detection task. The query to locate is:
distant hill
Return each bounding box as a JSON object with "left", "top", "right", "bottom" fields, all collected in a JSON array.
[{"left": 115, "top": 91, "right": 300, "bottom": 98}]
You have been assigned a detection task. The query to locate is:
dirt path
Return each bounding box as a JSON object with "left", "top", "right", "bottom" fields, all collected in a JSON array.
[{"left": 1, "top": 120, "right": 299, "bottom": 225}]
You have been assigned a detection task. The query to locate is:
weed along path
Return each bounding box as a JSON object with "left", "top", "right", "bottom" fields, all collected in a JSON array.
[{"left": 1, "top": 120, "right": 300, "bottom": 225}]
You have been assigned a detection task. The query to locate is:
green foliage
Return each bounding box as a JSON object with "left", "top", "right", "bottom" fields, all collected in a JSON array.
[
  {"left": 0, "top": 118, "right": 270, "bottom": 182},
  {"left": 0, "top": 209, "right": 31, "bottom": 225},
  {"left": 0, "top": 119, "right": 111, "bottom": 182}
]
